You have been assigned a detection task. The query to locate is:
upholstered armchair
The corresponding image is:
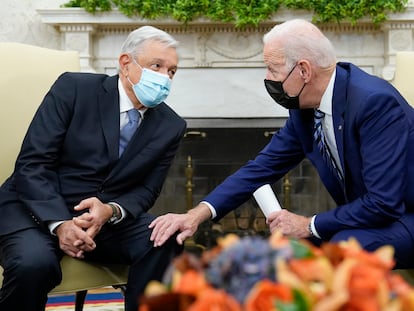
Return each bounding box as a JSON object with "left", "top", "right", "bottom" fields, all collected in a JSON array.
[
  {"left": 391, "top": 51, "right": 414, "bottom": 107},
  {"left": 0, "top": 42, "right": 128, "bottom": 311}
]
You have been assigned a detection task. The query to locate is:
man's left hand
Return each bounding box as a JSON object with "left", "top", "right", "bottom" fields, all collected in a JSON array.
[{"left": 267, "top": 209, "right": 311, "bottom": 238}]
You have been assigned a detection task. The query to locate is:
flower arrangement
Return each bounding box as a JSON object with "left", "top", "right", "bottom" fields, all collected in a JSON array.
[{"left": 139, "top": 232, "right": 414, "bottom": 311}]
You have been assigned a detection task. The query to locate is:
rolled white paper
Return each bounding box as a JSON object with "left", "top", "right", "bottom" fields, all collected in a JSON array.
[{"left": 253, "top": 184, "right": 282, "bottom": 217}]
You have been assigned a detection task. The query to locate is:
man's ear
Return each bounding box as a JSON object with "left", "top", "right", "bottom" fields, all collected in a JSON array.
[
  {"left": 119, "top": 53, "right": 131, "bottom": 74},
  {"left": 298, "top": 60, "right": 311, "bottom": 82}
]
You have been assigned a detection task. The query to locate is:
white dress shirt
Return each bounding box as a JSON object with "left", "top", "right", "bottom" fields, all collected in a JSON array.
[{"left": 317, "top": 68, "right": 343, "bottom": 177}]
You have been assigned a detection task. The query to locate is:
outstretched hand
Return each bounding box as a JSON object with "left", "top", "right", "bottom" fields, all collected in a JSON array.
[{"left": 149, "top": 203, "right": 212, "bottom": 247}]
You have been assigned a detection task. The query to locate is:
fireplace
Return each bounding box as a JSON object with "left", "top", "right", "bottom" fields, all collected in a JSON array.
[{"left": 152, "top": 120, "right": 335, "bottom": 247}]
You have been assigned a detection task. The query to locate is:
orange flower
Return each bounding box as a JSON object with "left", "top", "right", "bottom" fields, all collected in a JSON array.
[
  {"left": 245, "top": 279, "right": 293, "bottom": 311},
  {"left": 288, "top": 257, "right": 334, "bottom": 284},
  {"left": 388, "top": 273, "right": 413, "bottom": 296},
  {"left": 187, "top": 288, "right": 242, "bottom": 311},
  {"left": 387, "top": 273, "right": 414, "bottom": 311},
  {"left": 345, "top": 264, "right": 388, "bottom": 311},
  {"left": 139, "top": 293, "right": 196, "bottom": 311},
  {"left": 340, "top": 238, "right": 395, "bottom": 270},
  {"left": 173, "top": 270, "right": 210, "bottom": 296}
]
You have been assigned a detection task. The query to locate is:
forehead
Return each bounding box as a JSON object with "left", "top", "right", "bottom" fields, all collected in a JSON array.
[
  {"left": 140, "top": 40, "right": 178, "bottom": 66},
  {"left": 263, "top": 39, "right": 285, "bottom": 66}
]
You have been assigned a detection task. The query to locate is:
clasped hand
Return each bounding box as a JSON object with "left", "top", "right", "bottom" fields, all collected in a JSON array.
[{"left": 55, "top": 197, "right": 112, "bottom": 258}]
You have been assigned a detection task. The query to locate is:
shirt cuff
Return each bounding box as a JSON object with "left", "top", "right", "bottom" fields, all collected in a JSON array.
[
  {"left": 49, "top": 221, "right": 65, "bottom": 235},
  {"left": 310, "top": 215, "right": 321, "bottom": 239},
  {"left": 200, "top": 201, "right": 217, "bottom": 219}
]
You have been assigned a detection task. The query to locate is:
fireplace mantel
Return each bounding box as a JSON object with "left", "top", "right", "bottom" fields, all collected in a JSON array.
[{"left": 36, "top": 8, "right": 414, "bottom": 120}]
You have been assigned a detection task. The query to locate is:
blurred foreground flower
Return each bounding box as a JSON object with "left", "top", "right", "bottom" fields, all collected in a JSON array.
[{"left": 139, "top": 232, "right": 414, "bottom": 311}]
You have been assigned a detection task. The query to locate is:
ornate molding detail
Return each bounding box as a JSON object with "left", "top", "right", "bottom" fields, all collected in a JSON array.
[
  {"left": 389, "top": 29, "right": 412, "bottom": 51},
  {"left": 59, "top": 24, "right": 96, "bottom": 33},
  {"left": 36, "top": 7, "right": 414, "bottom": 116},
  {"left": 206, "top": 33, "right": 263, "bottom": 60}
]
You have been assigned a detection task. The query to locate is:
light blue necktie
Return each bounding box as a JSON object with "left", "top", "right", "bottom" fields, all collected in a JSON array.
[
  {"left": 313, "top": 109, "right": 343, "bottom": 183},
  {"left": 119, "top": 109, "right": 140, "bottom": 156}
]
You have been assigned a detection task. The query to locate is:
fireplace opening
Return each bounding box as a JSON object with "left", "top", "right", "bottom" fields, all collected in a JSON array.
[{"left": 152, "top": 125, "right": 335, "bottom": 248}]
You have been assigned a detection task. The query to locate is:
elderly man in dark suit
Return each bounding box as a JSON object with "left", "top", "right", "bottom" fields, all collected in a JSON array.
[
  {"left": 0, "top": 26, "right": 186, "bottom": 311},
  {"left": 150, "top": 19, "right": 414, "bottom": 270}
]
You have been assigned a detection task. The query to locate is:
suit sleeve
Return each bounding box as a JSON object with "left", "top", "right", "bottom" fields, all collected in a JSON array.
[
  {"left": 203, "top": 115, "right": 306, "bottom": 219},
  {"left": 13, "top": 73, "right": 76, "bottom": 222}
]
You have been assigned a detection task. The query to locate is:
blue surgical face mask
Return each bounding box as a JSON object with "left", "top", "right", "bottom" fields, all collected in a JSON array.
[{"left": 128, "top": 59, "right": 171, "bottom": 108}]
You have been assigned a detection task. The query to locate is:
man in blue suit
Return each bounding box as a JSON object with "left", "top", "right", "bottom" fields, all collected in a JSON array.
[
  {"left": 0, "top": 26, "right": 186, "bottom": 311},
  {"left": 150, "top": 19, "right": 414, "bottom": 269}
]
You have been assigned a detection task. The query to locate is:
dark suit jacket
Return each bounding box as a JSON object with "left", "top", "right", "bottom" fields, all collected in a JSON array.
[
  {"left": 0, "top": 73, "right": 186, "bottom": 235},
  {"left": 204, "top": 62, "right": 414, "bottom": 241}
]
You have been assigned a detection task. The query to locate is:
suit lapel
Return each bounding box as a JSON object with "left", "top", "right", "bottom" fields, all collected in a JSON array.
[
  {"left": 99, "top": 75, "right": 120, "bottom": 163},
  {"left": 332, "top": 65, "right": 348, "bottom": 175}
]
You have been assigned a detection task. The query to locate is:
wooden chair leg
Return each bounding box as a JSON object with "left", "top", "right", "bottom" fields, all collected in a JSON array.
[{"left": 75, "top": 290, "right": 88, "bottom": 311}]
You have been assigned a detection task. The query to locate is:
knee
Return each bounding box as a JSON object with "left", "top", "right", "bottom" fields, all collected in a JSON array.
[
  {"left": 330, "top": 230, "right": 382, "bottom": 252},
  {"left": 164, "top": 233, "right": 184, "bottom": 256},
  {"left": 5, "top": 250, "right": 61, "bottom": 286},
  {"left": 329, "top": 230, "right": 356, "bottom": 243}
]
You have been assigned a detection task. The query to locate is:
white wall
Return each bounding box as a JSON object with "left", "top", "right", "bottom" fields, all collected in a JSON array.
[
  {"left": 2, "top": 1, "right": 414, "bottom": 120},
  {"left": 1, "top": 0, "right": 65, "bottom": 48}
]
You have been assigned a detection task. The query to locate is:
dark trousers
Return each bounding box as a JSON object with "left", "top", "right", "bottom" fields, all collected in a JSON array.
[{"left": 0, "top": 213, "right": 182, "bottom": 311}]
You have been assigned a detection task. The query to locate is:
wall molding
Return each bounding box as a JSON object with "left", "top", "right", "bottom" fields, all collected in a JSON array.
[{"left": 36, "top": 7, "right": 414, "bottom": 118}]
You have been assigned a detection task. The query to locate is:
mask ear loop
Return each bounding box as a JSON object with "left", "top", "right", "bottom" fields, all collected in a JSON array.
[
  {"left": 132, "top": 58, "right": 143, "bottom": 70},
  {"left": 282, "top": 63, "right": 298, "bottom": 84},
  {"left": 126, "top": 57, "right": 144, "bottom": 87}
]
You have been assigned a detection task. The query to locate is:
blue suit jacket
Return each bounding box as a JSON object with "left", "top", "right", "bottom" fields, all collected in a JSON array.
[
  {"left": 0, "top": 73, "right": 186, "bottom": 235},
  {"left": 204, "top": 62, "right": 414, "bottom": 240}
]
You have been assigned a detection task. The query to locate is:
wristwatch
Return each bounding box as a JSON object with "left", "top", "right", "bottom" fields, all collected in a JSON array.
[
  {"left": 307, "top": 220, "right": 314, "bottom": 237},
  {"left": 107, "top": 203, "right": 121, "bottom": 224}
]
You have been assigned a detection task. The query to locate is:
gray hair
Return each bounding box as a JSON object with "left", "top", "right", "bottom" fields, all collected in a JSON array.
[
  {"left": 263, "top": 19, "right": 336, "bottom": 70},
  {"left": 120, "top": 25, "right": 178, "bottom": 58}
]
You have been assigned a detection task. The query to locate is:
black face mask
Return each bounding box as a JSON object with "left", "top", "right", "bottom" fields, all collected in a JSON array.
[{"left": 264, "top": 64, "right": 306, "bottom": 109}]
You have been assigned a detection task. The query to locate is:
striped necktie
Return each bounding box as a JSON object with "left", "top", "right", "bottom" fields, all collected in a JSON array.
[
  {"left": 313, "top": 109, "right": 343, "bottom": 183},
  {"left": 119, "top": 109, "right": 141, "bottom": 156}
]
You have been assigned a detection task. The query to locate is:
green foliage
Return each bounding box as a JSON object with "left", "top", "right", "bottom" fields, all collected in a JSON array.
[
  {"left": 276, "top": 288, "right": 309, "bottom": 311},
  {"left": 62, "top": 0, "right": 408, "bottom": 27}
]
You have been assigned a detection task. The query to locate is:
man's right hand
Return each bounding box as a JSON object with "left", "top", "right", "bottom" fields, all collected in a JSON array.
[
  {"left": 149, "top": 203, "right": 212, "bottom": 247},
  {"left": 55, "top": 220, "right": 96, "bottom": 258}
]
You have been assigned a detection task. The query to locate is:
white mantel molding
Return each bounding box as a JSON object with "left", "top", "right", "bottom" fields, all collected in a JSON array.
[
  {"left": 36, "top": 8, "right": 414, "bottom": 119},
  {"left": 37, "top": 8, "right": 414, "bottom": 73}
]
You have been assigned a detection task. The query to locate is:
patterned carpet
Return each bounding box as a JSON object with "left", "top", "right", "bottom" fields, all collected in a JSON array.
[{"left": 46, "top": 288, "right": 124, "bottom": 311}]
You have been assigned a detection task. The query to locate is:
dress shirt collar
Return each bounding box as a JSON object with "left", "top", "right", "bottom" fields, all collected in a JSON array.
[
  {"left": 118, "top": 78, "right": 147, "bottom": 118},
  {"left": 318, "top": 68, "right": 336, "bottom": 116}
]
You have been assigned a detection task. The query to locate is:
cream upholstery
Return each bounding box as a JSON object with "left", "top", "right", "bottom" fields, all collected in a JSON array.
[
  {"left": 392, "top": 51, "right": 414, "bottom": 107},
  {"left": 0, "top": 42, "right": 128, "bottom": 310}
]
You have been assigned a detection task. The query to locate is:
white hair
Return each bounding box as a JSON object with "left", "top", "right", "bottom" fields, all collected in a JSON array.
[
  {"left": 263, "top": 19, "right": 336, "bottom": 70},
  {"left": 121, "top": 25, "right": 178, "bottom": 58}
]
